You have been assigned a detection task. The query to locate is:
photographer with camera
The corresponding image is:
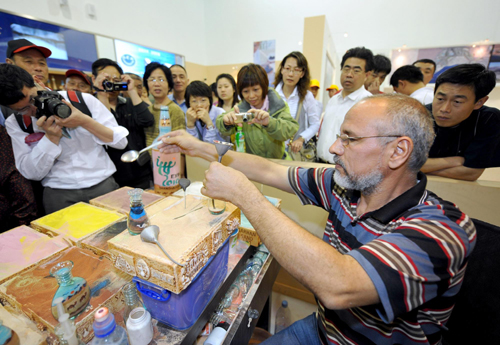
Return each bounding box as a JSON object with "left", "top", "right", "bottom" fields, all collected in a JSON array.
[
  {"left": 1, "top": 64, "right": 129, "bottom": 214},
  {"left": 92, "top": 59, "right": 155, "bottom": 189}
]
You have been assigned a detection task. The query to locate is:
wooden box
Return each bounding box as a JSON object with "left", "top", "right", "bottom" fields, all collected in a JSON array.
[
  {"left": 0, "top": 247, "right": 130, "bottom": 344},
  {"left": 108, "top": 195, "right": 240, "bottom": 293},
  {"left": 78, "top": 220, "right": 128, "bottom": 260},
  {"left": 90, "top": 186, "right": 165, "bottom": 215},
  {"left": 238, "top": 196, "right": 281, "bottom": 247},
  {"left": 30, "top": 202, "right": 124, "bottom": 245},
  {"left": 0, "top": 225, "right": 69, "bottom": 284}
]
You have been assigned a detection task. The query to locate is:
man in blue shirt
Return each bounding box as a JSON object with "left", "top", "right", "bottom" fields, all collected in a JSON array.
[{"left": 159, "top": 93, "right": 475, "bottom": 345}]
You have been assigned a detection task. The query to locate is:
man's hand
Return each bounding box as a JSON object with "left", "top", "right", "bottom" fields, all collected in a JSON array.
[
  {"left": 33, "top": 75, "right": 48, "bottom": 91},
  {"left": 367, "top": 78, "right": 381, "bottom": 95},
  {"left": 159, "top": 130, "right": 206, "bottom": 157},
  {"left": 248, "top": 109, "right": 270, "bottom": 126},
  {"left": 202, "top": 162, "right": 255, "bottom": 204},
  {"left": 121, "top": 74, "right": 137, "bottom": 95},
  {"left": 36, "top": 115, "right": 62, "bottom": 145},
  {"left": 291, "top": 137, "right": 304, "bottom": 153},
  {"left": 54, "top": 99, "right": 91, "bottom": 129},
  {"left": 93, "top": 73, "right": 110, "bottom": 93}
]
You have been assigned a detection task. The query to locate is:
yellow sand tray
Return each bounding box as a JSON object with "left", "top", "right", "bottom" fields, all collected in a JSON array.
[
  {"left": 0, "top": 225, "right": 70, "bottom": 285},
  {"left": 108, "top": 195, "right": 241, "bottom": 294},
  {"left": 0, "top": 246, "right": 131, "bottom": 344},
  {"left": 89, "top": 186, "right": 165, "bottom": 215},
  {"left": 30, "top": 202, "right": 125, "bottom": 244}
]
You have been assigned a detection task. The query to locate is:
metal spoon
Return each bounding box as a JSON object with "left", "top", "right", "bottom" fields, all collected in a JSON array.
[
  {"left": 140, "top": 225, "right": 185, "bottom": 266},
  {"left": 121, "top": 141, "right": 162, "bottom": 163}
]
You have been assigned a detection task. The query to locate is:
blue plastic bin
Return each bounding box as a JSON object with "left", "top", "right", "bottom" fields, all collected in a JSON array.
[{"left": 133, "top": 236, "right": 230, "bottom": 330}]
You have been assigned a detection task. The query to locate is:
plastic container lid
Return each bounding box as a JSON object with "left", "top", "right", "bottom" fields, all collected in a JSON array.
[
  {"left": 281, "top": 300, "right": 288, "bottom": 308},
  {"left": 93, "top": 307, "right": 116, "bottom": 338}
]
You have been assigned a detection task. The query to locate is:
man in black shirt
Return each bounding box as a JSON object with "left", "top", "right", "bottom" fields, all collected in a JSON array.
[
  {"left": 92, "top": 59, "right": 155, "bottom": 188},
  {"left": 422, "top": 64, "right": 500, "bottom": 181}
]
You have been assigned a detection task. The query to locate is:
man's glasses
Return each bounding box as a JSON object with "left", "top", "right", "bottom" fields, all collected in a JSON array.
[
  {"left": 336, "top": 134, "right": 401, "bottom": 147},
  {"left": 17, "top": 97, "right": 36, "bottom": 115},
  {"left": 341, "top": 66, "right": 364, "bottom": 75},
  {"left": 282, "top": 66, "right": 303, "bottom": 75},
  {"left": 147, "top": 77, "right": 167, "bottom": 83}
]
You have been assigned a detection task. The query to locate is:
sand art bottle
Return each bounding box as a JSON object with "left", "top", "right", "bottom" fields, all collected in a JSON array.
[
  {"left": 50, "top": 261, "right": 91, "bottom": 320},
  {"left": 127, "top": 188, "right": 150, "bottom": 236}
]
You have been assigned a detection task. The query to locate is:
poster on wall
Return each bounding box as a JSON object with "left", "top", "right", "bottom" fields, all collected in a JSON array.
[
  {"left": 391, "top": 45, "right": 495, "bottom": 83},
  {"left": 253, "top": 40, "right": 276, "bottom": 85},
  {"left": 489, "top": 45, "right": 500, "bottom": 81}
]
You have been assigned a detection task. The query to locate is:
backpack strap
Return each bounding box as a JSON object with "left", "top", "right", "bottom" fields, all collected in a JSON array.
[{"left": 67, "top": 90, "right": 92, "bottom": 117}]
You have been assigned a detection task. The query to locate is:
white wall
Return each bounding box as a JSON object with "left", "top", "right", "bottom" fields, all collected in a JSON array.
[
  {"left": 0, "top": 0, "right": 208, "bottom": 65},
  {"left": 204, "top": 0, "right": 500, "bottom": 67},
  {"left": 2, "top": 0, "right": 500, "bottom": 69}
]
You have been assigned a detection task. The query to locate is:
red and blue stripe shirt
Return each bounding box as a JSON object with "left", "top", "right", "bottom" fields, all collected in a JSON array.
[{"left": 288, "top": 167, "right": 476, "bottom": 345}]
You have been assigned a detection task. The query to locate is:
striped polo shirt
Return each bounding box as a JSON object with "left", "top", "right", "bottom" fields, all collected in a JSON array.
[{"left": 288, "top": 167, "right": 476, "bottom": 345}]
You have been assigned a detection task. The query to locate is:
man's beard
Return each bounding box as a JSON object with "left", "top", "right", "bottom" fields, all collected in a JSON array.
[{"left": 333, "top": 156, "right": 384, "bottom": 195}]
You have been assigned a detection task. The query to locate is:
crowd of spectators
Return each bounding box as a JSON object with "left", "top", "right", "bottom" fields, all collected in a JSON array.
[{"left": 1, "top": 38, "right": 499, "bottom": 230}]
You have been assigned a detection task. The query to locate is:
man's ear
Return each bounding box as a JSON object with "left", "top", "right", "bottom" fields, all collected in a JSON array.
[
  {"left": 388, "top": 137, "right": 413, "bottom": 170},
  {"left": 6, "top": 58, "right": 14, "bottom": 65},
  {"left": 474, "top": 95, "right": 488, "bottom": 110}
]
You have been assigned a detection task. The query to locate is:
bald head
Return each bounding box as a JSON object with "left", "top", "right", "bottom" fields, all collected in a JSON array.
[{"left": 353, "top": 94, "right": 435, "bottom": 172}]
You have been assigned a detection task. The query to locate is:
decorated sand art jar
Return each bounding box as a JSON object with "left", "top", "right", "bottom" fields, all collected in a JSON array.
[{"left": 50, "top": 261, "right": 91, "bottom": 320}]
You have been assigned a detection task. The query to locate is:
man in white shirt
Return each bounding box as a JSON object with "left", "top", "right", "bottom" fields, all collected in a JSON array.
[
  {"left": 0, "top": 64, "right": 129, "bottom": 214},
  {"left": 317, "top": 47, "right": 374, "bottom": 163},
  {"left": 390, "top": 65, "right": 434, "bottom": 105}
]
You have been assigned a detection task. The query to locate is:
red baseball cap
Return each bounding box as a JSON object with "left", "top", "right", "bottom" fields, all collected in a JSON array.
[
  {"left": 6, "top": 39, "right": 52, "bottom": 59},
  {"left": 65, "top": 69, "right": 92, "bottom": 85}
]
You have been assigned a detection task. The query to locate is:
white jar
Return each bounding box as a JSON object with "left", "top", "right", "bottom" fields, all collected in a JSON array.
[{"left": 126, "top": 307, "right": 153, "bottom": 345}]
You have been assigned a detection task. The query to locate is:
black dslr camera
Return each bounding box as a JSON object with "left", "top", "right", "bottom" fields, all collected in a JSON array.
[
  {"left": 102, "top": 80, "right": 128, "bottom": 92},
  {"left": 34, "top": 90, "right": 72, "bottom": 119}
]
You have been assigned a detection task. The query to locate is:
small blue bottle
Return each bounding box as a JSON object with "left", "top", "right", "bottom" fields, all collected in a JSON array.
[
  {"left": 50, "top": 261, "right": 91, "bottom": 320},
  {"left": 90, "top": 307, "right": 129, "bottom": 345},
  {"left": 127, "top": 188, "right": 150, "bottom": 236}
]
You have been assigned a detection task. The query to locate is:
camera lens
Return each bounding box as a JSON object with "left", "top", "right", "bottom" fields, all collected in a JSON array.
[
  {"left": 102, "top": 80, "right": 113, "bottom": 91},
  {"left": 54, "top": 104, "right": 72, "bottom": 118}
]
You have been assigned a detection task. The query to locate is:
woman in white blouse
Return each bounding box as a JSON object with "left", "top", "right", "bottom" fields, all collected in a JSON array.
[{"left": 274, "top": 51, "right": 320, "bottom": 155}]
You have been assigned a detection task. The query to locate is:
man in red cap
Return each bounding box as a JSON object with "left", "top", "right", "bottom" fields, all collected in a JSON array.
[
  {"left": 64, "top": 69, "right": 92, "bottom": 94},
  {"left": 6, "top": 39, "right": 51, "bottom": 85}
]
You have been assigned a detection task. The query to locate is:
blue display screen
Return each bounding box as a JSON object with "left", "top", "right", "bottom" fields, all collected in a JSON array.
[
  {"left": 114, "top": 39, "right": 184, "bottom": 76},
  {"left": 0, "top": 11, "right": 98, "bottom": 71}
]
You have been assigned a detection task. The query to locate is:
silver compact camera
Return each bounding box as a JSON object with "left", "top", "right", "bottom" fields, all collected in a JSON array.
[{"left": 235, "top": 112, "right": 255, "bottom": 123}]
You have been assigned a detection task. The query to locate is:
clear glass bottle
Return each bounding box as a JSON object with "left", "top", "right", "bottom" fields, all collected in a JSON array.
[
  {"left": 50, "top": 261, "right": 91, "bottom": 320},
  {"left": 127, "top": 189, "right": 150, "bottom": 236},
  {"left": 122, "top": 282, "right": 144, "bottom": 324},
  {"left": 152, "top": 106, "right": 181, "bottom": 196}
]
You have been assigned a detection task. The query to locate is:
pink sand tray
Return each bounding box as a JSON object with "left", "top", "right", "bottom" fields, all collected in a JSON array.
[
  {"left": 89, "top": 186, "right": 165, "bottom": 215},
  {"left": 0, "top": 225, "right": 69, "bottom": 284}
]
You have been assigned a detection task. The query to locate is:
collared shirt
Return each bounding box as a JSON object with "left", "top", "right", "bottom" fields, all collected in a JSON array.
[
  {"left": 5, "top": 91, "right": 129, "bottom": 189},
  {"left": 315, "top": 99, "right": 323, "bottom": 117},
  {"left": 275, "top": 83, "right": 320, "bottom": 142},
  {"left": 250, "top": 96, "right": 270, "bottom": 112},
  {"left": 168, "top": 94, "right": 187, "bottom": 113},
  {"left": 410, "top": 86, "right": 434, "bottom": 105},
  {"left": 186, "top": 106, "right": 229, "bottom": 143},
  {"left": 317, "top": 86, "right": 372, "bottom": 162},
  {"left": 288, "top": 167, "right": 476, "bottom": 345}
]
